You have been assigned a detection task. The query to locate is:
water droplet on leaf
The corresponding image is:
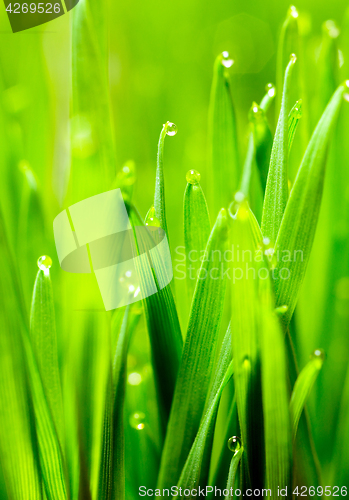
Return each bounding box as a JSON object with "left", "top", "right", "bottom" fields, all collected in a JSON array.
[
  {"left": 221, "top": 51, "right": 234, "bottom": 68},
  {"left": 37, "top": 255, "right": 52, "bottom": 272},
  {"left": 228, "top": 436, "right": 241, "bottom": 452},
  {"left": 265, "top": 83, "right": 276, "bottom": 97},
  {"left": 129, "top": 412, "right": 146, "bottom": 430},
  {"left": 186, "top": 169, "right": 201, "bottom": 185},
  {"left": 289, "top": 5, "right": 299, "bottom": 19},
  {"left": 165, "top": 122, "right": 178, "bottom": 136},
  {"left": 312, "top": 349, "right": 325, "bottom": 361},
  {"left": 128, "top": 372, "right": 142, "bottom": 386},
  {"left": 145, "top": 206, "right": 161, "bottom": 227}
]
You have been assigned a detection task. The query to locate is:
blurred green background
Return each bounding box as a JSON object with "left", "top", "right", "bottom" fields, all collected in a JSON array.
[{"left": 1, "top": 0, "right": 349, "bottom": 489}]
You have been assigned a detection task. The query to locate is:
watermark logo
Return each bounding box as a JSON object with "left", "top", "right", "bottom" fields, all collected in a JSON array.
[
  {"left": 3, "top": 0, "right": 80, "bottom": 33},
  {"left": 53, "top": 189, "right": 173, "bottom": 310}
]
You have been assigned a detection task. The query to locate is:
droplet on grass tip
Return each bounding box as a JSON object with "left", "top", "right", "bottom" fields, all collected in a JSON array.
[
  {"left": 312, "top": 349, "right": 325, "bottom": 362},
  {"left": 228, "top": 436, "right": 241, "bottom": 452},
  {"left": 145, "top": 206, "right": 161, "bottom": 227},
  {"left": 290, "top": 53, "right": 297, "bottom": 64},
  {"left": 186, "top": 169, "right": 201, "bottom": 185},
  {"left": 37, "top": 255, "right": 52, "bottom": 273},
  {"left": 265, "top": 83, "right": 276, "bottom": 97},
  {"left": 289, "top": 5, "right": 299, "bottom": 19},
  {"left": 129, "top": 412, "right": 146, "bottom": 430},
  {"left": 275, "top": 305, "right": 289, "bottom": 316},
  {"left": 221, "top": 51, "right": 234, "bottom": 68},
  {"left": 165, "top": 122, "right": 178, "bottom": 136},
  {"left": 249, "top": 102, "right": 264, "bottom": 123}
]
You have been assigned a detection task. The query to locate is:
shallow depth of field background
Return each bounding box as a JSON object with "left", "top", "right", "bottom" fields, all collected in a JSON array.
[{"left": 1, "top": 0, "right": 349, "bottom": 489}]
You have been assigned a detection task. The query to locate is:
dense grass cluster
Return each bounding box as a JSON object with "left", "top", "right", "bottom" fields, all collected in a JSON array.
[{"left": 0, "top": 2, "right": 349, "bottom": 499}]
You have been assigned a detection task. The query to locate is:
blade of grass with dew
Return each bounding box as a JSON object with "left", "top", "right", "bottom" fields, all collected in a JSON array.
[
  {"left": 289, "top": 349, "right": 324, "bottom": 441},
  {"left": 261, "top": 54, "right": 297, "bottom": 243},
  {"left": 175, "top": 324, "right": 233, "bottom": 492},
  {"left": 274, "top": 82, "right": 347, "bottom": 326},
  {"left": 127, "top": 202, "right": 182, "bottom": 420},
  {"left": 30, "top": 263, "right": 64, "bottom": 449},
  {"left": 0, "top": 208, "right": 42, "bottom": 499},
  {"left": 154, "top": 121, "right": 177, "bottom": 237},
  {"left": 251, "top": 99, "right": 274, "bottom": 195},
  {"left": 183, "top": 174, "right": 211, "bottom": 299},
  {"left": 71, "top": 0, "right": 116, "bottom": 202},
  {"left": 229, "top": 198, "right": 264, "bottom": 490},
  {"left": 288, "top": 99, "right": 302, "bottom": 155},
  {"left": 208, "top": 52, "right": 240, "bottom": 213},
  {"left": 224, "top": 446, "right": 244, "bottom": 500},
  {"left": 259, "top": 277, "right": 292, "bottom": 494},
  {"left": 158, "top": 209, "right": 229, "bottom": 489},
  {"left": 276, "top": 6, "right": 299, "bottom": 115}
]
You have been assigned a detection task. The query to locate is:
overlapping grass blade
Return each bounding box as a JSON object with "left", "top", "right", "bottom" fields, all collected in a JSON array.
[
  {"left": 251, "top": 100, "right": 274, "bottom": 194},
  {"left": 290, "top": 350, "right": 324, "bottom": 441},
  {"left": 274, "top": 83, "right": 347, "bottom": 325},
  {"left": 175, "top": 325, "right": 233, "bottom": 493},
  {"left": 261, "top": 54, "right": 296, "bottom": 243},
  {"left": 208, "top": 53, "right": 240, "bottom": 213},
  {"left": 158, "top": 209, "right": 229, "bottom": 488},
  {"left": 183, "top": 179, "right": 211, "bottom": 299},
  {"left": 288, "top": 99, "right": 302, "bottom": 154}
]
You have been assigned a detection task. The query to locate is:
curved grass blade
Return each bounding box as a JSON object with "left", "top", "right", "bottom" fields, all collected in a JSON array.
[
  {"left": 251, "top": 101, "right": 273, "bottom": 194},
  {"left": 290, "top": 350, "right": 324, "bottom": 441},
  {"left": 274, "top": 82, "right": 347, "bottom": 326},
  {"left": 158, "top": 209, "right": 229, "bottom": 489},
  {"left": 71, "top": 0, "right": 116, "bottom": 202},
  {"left": 288, "top": 99, "right": 302, "bottom": 154},
  {"left": 154, "top": 121, "right": 177, "bottom": 237},
  {"left": 183, "top": 179, "right": 211, "bottom": 299},
  {"left": 175, "top": 325, "right": 233, "bottom": 493},
  {"left": 224, "top": 447, "right": 244, "bottom": 500},
  {"left": 30, "top": 266, "right": 64, "bottom": 448},
  {"left": 239, "top": 129, "right": 255, "bottom": 197},
  {"left": 261, "top": 54, "right": 297, "bottom": 243},
  {"left": 208, "top": 53, "right": 240, "bottom": 214}
]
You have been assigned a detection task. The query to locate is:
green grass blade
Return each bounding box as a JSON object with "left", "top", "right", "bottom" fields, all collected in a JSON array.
[
  {"left": 158, "top": 209, "right": 229, "bottom": 488},
  {"left": 250, "top": 101, "right": 273, "bottom": 194},
  {"left": 288, "top": 99, "right": 302, "bottom": 155},
  {"left": 71, "top": 0, "right": 116, "bottom": 202},
  {"left": 30, "top": 265, "right": 64, "bottom": 448},
  {"left": 176, "top": 325, "right": 233, "bottom": 491},
  {"left": 261, "top": 54, "right": 297, "bottom": 243},
  {"left": 239, "top": 131, "right": 255, "bottom": 197},
  {"left": 0, "top": 210, "right": 42, "bottom": 499},
  {"left": 259, "top": 280, "right": 292, "bottom": 494},
  {"left": 229, "top": 198, "right": 264, "bottom": 488},
  {"left": 208, "top": 53, "right": 240, "bottom": 213},
  {"left": 224, "top": 447, "right": 244, "bottom": 500},
  {"left": 183, "top": 179, "right": 211, "bottom": 299},
  {"left": 127, "top": 202, "right": 183, "bottom": 420},
  {"left": 274, "top": 83, "right": 347, "bottom": 325},
  {"left": 154, "top": 121, "right": 177, "bottom": 237},
  {"left": 290, "top": 350, "right": 324, "bottom": 441},
  {"left": 176, "top": 360, "right": 234, "bottom": 494}
]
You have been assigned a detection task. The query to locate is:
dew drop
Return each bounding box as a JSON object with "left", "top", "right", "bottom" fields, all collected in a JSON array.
[
  {"left": 145, "top": 206, "right": 161, "bottom": 227},
  {"left": 119, "top": 271, "right": 140, "bottom": 298},
  {"left": 275, "top": 305, "right": 288, "bottom": 316},
  {"left": 228, "top": 436, "right": 241, "bottom": 453},
  {"left": 37, "top": 255, "right": 52, "bottom": 273},
  {"left": 265, "top": 83, "right": 276, "bottom": 98},
  {"left": 324, "top": 20, "right": 340, "bottom": 39},
  {"left": 289, "top": 5, "right": 299, "bottom": 19},
  {"left": 186, "top": 169, "right": 201, "bottom": 185},
  {"left": 312, "top": 348, "right": 325, "bottom": 362},
  {"left": 249, "top": 102, "right": 264, "bottom": 123},
  {"left": 165, "top": 122, "right": 178, "bottom": 136},
  {"left": 290, "top": 53, "right": 297, "bottom": 64},
  {"left": 117, "top": 162, "right": 136, "bottom": 186},
  {"left": 221, "top": 51, "right": 234, "bottom": 68},
  {"left": 128, "top": 372, "right": 142, "bottom": 386},
  {"left": 129, "top": 411, "right": 146, "bottom": 430}
]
